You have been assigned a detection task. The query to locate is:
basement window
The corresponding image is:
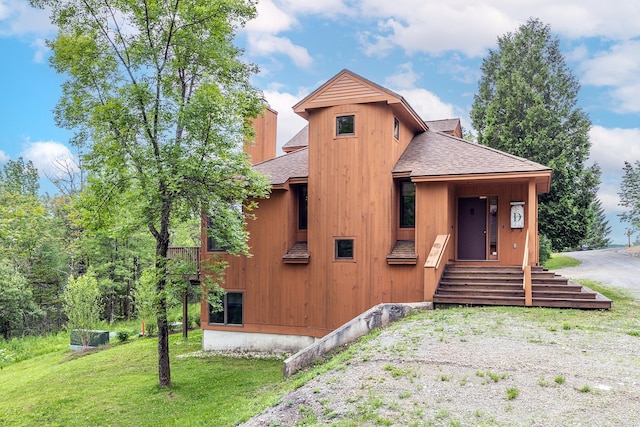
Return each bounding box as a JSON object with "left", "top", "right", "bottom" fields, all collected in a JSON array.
[{"left": 208, "top": 292, "right": 243, "bottom": 326}]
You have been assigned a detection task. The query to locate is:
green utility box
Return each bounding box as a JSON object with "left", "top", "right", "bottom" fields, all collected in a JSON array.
[{"left": 70, "top": 330, "right": 110, "bottom": 350}]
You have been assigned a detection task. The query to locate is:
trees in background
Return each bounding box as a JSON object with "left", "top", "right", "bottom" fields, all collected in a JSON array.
[
  {"left": 619, "top": 160, "right": 640, "bottom": 236},
  {"left": 63, "top": 269, "right": 101, "bottom": 348},
  {"left": 33, "top": 0, "right": 269, "bottom": 387},
  {"left": 471, "top": 18, "right": 605, "bottom": 251}
]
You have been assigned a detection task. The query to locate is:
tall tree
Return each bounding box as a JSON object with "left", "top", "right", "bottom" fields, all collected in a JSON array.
[
  {"left": 581, "top": 198, "right": 612, "bottom": 249},
  {"left": 32, "top": 0, "right": 269, "bottom": 387},
  {"left": 619, "top": 160, "right": 640, "bottom": 234},
  {"left": 471, "top": 18, "right": 600, "bottom": 251},
  {"left": 2, "top": 157, "right": 39, "bottom": 197}
]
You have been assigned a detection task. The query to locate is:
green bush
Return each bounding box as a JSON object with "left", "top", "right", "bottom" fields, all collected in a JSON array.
[
  {"left": 539, "top": 234, "right": 552, "bottom": 265},
  {"left": 116, "top": 330, "right": 131, "bottom": 343}
]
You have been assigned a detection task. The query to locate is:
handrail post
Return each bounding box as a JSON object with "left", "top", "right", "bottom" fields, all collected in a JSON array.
[{"left": 522, "top": 231, "right": 532, "bottom": 306}]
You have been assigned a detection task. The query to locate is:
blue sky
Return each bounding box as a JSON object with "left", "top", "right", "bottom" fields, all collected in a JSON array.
[{"left": 1, "top": 0, "right": 639, "bottom": 244}]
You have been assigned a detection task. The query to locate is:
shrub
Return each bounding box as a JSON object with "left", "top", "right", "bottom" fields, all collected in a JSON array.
[
  {"left": 539, "top": 234, "right": 553, "bottom": 265},
  {"left": 116, "top": 330, "right": 131, "bottom": 343}
]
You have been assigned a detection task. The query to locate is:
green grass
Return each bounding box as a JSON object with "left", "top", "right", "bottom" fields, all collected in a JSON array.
[
  {"left": 543, "top": 253, "right": 581, "bottom": 270},
  {"left": 0, "top": 330, "right": 288, "bottom": 426},
  {"left": 1, "top": 279, "right": 638, "bottom": 426}
]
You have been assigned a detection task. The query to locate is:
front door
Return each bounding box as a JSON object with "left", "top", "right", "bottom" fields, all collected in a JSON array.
[{"left": 458, "top": 197, "right": 487, "bottom": 260}]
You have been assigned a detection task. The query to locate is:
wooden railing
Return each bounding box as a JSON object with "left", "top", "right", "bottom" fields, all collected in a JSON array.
[
  {"left": 167, "top": 247, "right": 201, "bottom": 279},
  {"left": 424, "top": 234, "right": 450, "bottom": 301},
  {"left": 522, "top": 231, "right": 532, "bottom": 306}
]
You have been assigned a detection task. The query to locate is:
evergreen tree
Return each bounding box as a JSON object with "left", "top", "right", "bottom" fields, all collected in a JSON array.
[
  {"left": 581, "top": 198, "right": 612, "bottom": 249},
  {"left": 619, "top": 160, "right": 640, "bottom": 234},
  {"left": 471, "top": 18, "right": 600, "bottom": 251}
]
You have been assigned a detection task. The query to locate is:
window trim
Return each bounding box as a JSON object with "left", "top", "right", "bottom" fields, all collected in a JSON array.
[
  {"left": 334, "top": 238, "right": 355, "bottom": 261},
  {"left": 336, "top": 114, "right": 355, "bottom": 136},
  {"left": 208, "top": 292, "right": 244, "bottom": 326}
]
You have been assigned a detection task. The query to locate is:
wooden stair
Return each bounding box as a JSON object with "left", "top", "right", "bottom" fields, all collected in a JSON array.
[{"left": 433, "top": 265, "right": 611, "bottom": 309}]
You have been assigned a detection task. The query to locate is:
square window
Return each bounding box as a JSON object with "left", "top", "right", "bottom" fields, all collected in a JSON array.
[
  {"left": 394, "top": 117, "right": 400, "bottom": 139},
  {"left": 335, "top": 239, "right": 354, "bottom": 259},
  {"left": 336, "top": 115, "right": 355, "bottom": 136},
  {"left": 209, "top": 292, "right": 243, "bottom": 325}
]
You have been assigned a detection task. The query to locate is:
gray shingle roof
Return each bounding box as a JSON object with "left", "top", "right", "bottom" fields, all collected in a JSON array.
[
  {"left": 282, "top": 125, "right": 309, "bottom": 152},
  {"left": 425, "top": 118, "right": 460, "bottom": 134},
  {"left": 393, "top": 131, "right": 551, "bottom": 178},
  {"left": 253, "top": 146, "right": 308, "bottom": 186}
]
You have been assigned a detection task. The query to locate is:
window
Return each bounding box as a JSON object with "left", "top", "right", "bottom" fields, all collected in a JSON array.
[
  {"left": 209, "top": 292, "right": 243, "bottom": 325},
  {"left": 394, "top": 117, "right": 400, "bottom": 139},
  {"left": 336, "top": 115, "right": 355, "bottom": 136},
  {"left": 298, "top": 185, "right": 308, "bottom": 230},
  {"left": 400, "top": 181, "right": 416, "bottom": 228},
  {"left": 207, "top": 235, "right": 226, "bottom": 252},
  {"left": 335, "top": 239, "right": 354, "bottom": 260}
]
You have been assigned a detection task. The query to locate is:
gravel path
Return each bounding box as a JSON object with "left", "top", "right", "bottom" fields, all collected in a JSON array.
[{"left": 242, "top": 250, "right": 640, "bottom": 426}]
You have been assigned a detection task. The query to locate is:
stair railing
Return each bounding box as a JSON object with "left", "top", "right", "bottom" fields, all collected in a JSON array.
[
  {"left": 522, "top": 231, "right": 532, "bottom": 306},
  {"left": 423, "top": 234, "right": 450, "bottom": 301}
]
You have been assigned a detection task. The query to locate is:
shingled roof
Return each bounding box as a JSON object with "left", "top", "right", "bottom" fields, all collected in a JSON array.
[
  {"left": 425, "top": 118, "right": 460, "bottom": 134},
  {"left": 393, "top": 131, "right": 551, "bottom": 178},
  {"left": 253, "top": 146, "right": 308, "bottom": 186},
  {"left": 282, "top": 125, "right": 309, "bottom": 152}
]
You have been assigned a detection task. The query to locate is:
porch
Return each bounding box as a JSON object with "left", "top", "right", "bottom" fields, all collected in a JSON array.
[{"left": 432, "top": 264, "right": 611, "bottom": 309}]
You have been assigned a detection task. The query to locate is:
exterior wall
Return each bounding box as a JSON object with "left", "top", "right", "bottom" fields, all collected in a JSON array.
[
  {"left": 203, "top": 329, "right": 315, "bottom": 353},
  {"left": 306, "top": 103, "right": 422, "bottom": 331}
]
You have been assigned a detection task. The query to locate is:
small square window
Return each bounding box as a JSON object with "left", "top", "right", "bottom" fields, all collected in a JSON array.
[
  {"left": 394, "top": 117, "right": 400, "bottom": 139},
  {"left": 336, "top": 115, "right": 355, "bottom": 136},
  {"left": 335, "top": 239, "right": 354, "bottom": 259}
]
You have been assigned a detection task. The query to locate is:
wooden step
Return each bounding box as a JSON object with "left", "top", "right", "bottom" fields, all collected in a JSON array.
[{"left": 434, "top": 264, "right": 611, "bottom": 310}]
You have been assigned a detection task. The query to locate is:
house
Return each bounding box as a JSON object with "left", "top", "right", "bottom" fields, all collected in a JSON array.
[{"left": 199, "top": 69, "right": 609, "bottom": 353}]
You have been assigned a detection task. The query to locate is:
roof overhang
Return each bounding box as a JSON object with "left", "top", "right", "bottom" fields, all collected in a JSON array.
[{"left": 397, "top": 170, "right": 552, "bottom": 194}]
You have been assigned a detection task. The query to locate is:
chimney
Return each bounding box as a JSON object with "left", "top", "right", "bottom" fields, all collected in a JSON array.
[{"left": 245, "top": 106, "right": 277, "bottom": 164}]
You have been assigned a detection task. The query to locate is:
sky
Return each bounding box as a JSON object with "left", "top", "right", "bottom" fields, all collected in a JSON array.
[{"left": 1, "top": 0, "right": 639, "bottom": 244}]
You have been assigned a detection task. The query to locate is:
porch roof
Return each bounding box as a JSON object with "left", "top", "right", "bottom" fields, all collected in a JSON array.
[{"left": 392, "top": 131, "right": 552, "bottom": 188}]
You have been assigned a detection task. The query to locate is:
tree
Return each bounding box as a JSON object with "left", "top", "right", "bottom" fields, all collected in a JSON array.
[
  {"left": 2, "top": 157, "right": 39, "bottom": 197},
  {"left": 471, "top": 18, "right": 601, "bottom": 251},
  {"left": 32, "top": 0, "right": 269, "bottom": 387},
  {"left": 0, "top": 260, "right": 41, "bottom": 340},
  {"left": 63, "top": 269, "right": 101, "bottom": 348},
  {"left": 619, "top": 160, "right": 640, "bottom": 234},
  {"left": 580, "top": 198, "right": 612, "bottom": 249}
]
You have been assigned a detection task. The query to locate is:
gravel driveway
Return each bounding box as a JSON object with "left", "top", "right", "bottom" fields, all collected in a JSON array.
[
  {"left": 555, "top": 248, "right": 640, "bottom": 299},
  {"left": 242, "top": 249, "right": 640, "bottom": 426}
]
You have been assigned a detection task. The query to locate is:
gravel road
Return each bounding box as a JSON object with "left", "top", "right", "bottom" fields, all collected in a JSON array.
[
  {"left": 241, "top": 249, "right": 640, "bottom": 426},
  {"left": 557, "top": 248, "right": 640, "bottom": 299}
]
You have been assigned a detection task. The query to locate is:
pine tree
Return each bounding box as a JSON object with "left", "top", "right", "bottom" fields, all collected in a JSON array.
[
  {"left": 619, "top": 160, "right": 640, "bottom": 234},
  {"left": 471, "top": 18, "right": 601, "bottom": 251}
]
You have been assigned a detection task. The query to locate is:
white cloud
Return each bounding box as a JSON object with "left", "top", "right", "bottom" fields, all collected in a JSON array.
[
  {"left": 247, "top": 34, "right": 313, "bottom": 69},
  {"left": 396, "top": 88, "right": 457, "bottom": 121},
  {"left": 263, "top": 89, "right": 309, "bottom": 154},
  {"left": 385, "top": 62, "right": 419, "bottom": 90},
  {"left": 588, "top": 125, "right": 640, "bottom": 214},
  {"left": 580, "top": 40, "right": 640, "bottom": 113},
  {"left": 0, "top": 0, "right": 54, "bottom": 37},
  {"left": 245, "top": 0, "right": 297, "bottom": 34},
  {"left": 589, "top": 126, "right": 640, "bottom": 175},
  {"left": 0, "top": 149, "right": 9, "bottom": 163},
  {"left": 20, "top": 140, "right": 79, "bottom": 179}
]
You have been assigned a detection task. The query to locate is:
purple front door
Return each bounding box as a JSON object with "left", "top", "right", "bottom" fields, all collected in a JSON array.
[{"left": 458, "top": 198, "right": 487, "bottom": 260}]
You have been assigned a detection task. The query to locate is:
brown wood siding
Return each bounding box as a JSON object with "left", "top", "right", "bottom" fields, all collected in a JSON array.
[
  {"left": 310, "top": 75, "right": 389, "bottom": 106},
  {"left": 245, "top": 108, "right": 277, "bottom": 164}
]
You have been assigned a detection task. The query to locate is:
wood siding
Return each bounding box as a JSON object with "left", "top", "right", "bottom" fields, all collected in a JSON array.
[{"left": 244, "top": 107, "right": 277, "bottom": 164}]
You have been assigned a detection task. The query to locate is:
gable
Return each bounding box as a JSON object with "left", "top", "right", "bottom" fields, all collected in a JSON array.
[{"left": 293, "top": 69, "right": 427, "bottom": 132}]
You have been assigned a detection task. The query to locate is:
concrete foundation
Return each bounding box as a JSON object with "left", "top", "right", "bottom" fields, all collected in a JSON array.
[{"left": 202, "top": 329, "right": 316, "bottom": 353}]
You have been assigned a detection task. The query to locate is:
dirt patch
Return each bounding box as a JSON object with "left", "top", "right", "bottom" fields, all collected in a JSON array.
[{"left": 242, "top": 308, "right": 640, "bottom": 426}]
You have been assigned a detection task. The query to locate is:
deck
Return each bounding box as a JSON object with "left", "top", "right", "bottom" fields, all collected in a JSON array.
[{"left": 433, "top": 265, "right": 611, "bottom": 309}]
